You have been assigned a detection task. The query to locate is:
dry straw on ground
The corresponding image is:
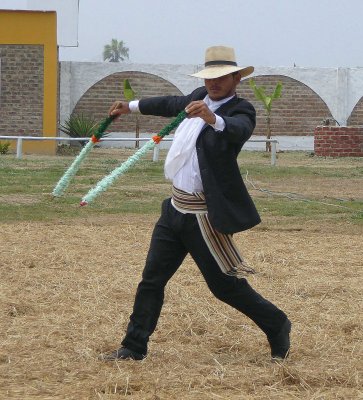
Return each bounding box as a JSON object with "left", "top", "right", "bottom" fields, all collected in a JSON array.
[
  {"left": 0, "top": 153, "right": 362, "bottom": 399},
  {"left": 1, "top": 215, "right": 362, "bottom": 399}
]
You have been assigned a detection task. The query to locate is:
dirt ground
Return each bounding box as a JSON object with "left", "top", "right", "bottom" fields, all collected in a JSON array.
[{"left": 0, "top": 211, "right": 362, "bottom": 399}]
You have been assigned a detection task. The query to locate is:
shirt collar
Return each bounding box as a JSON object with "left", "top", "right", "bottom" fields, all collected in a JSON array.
[{"left": 204, "top": 94, "right": 235, "bottom": 108}]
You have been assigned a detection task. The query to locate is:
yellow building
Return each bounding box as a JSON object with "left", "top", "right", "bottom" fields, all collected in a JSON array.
[{"left": 0, "top": 10, "right": 58, "bottom": 154}]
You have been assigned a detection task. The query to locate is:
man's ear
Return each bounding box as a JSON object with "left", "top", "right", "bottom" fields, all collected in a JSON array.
[{"left": 235, "top": 71, "right": 242, "bottom": 82}]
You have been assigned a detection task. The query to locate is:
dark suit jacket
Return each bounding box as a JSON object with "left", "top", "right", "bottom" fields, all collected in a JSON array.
[{"left": 139, "top": 87, "right": 261, "bottom": 234}]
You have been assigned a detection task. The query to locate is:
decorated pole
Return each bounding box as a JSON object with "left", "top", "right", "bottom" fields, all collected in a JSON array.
[
  {"left": 80, "top": 110, "right": 187, "bottom": 206},
  {"left": 52, "top": 115, "right": 116, "bottom": 197}
]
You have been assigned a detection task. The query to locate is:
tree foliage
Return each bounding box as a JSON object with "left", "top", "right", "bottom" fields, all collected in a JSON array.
[
  {"left": 123, "top": 79, "right": 140, "bottom": 148},
  {"left": 123, "top": 79, "right": 136, "bottom": 101},
  {"left": 249, "top": 79, "right": 283, "bottom": 151},
  {"left": 103, "top": 39, "right": 129, "bottom": 62}
]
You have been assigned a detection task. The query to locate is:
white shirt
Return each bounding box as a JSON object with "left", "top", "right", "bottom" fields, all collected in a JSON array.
[{"left": 129, "top": 95, "right": 234, "bottom": 193}]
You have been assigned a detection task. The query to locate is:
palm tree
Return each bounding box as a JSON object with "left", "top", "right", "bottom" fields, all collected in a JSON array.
[{"left": 103, "top": 39, "right": 129, "bottom": 62}]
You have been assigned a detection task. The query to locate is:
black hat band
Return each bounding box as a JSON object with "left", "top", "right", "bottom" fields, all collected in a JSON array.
[{"left": 205, "top": 60, "right": 237, "bottom": 67}]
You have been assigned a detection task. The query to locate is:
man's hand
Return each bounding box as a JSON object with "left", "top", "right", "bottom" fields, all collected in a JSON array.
[
  {"left": 185, "top": 101, "right": 216, "bottom": 125},
  {"left": 108, "top": 101, "right": 131, "bottom": 118}
]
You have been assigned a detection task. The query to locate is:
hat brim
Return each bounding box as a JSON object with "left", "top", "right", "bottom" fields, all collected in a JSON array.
[{"left": 190, "top": 65, "right": 254, "bottom": 79}]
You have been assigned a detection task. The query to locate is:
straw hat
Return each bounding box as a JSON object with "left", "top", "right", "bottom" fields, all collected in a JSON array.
[{"left": 190, "top": 46, "right": 254, "bottom": 79}]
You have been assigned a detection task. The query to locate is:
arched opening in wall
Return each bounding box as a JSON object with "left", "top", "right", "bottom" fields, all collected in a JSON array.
[
  {"left": 239, "top": 75, "right": 333, "bottom": 136},
  {"left": 347, "top": 97, "right": 363, "bottom": 126},
  {"left": 72, "top": 71, "right": 183, "bottom": 134}
]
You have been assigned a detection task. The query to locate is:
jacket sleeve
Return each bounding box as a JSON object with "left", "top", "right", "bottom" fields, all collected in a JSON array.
[
  {"left": 138, "top": 87, "right": 207, "bottom": 117},
  {"left": 219, "top": 100, "right": 256, "bottom": 145}
]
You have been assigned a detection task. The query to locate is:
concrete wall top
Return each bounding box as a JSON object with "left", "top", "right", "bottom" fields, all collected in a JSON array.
[
  {"left": 60, "top": 61, "right": 363, "bottom": 127},
  {"left": 61, "top": 61, "right": 200, "bottom": 111},
  {"left": 251, "top": 66, "right": 363, "bottom": 126}
]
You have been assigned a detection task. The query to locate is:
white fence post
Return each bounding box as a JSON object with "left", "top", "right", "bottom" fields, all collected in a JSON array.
[
  {"left": 271, "top": 141, "right": 277, "bottom": 166},
  {"left": 16, "top": 138, "right": 23, "bottom": 159},
  {"left": 153, "top": 144, "right": 160, "bottom": 162}
]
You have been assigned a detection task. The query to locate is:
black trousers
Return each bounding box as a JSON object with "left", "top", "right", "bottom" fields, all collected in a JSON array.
[{"left": 121, "top": 198, "right": 287, "bottom": 355}]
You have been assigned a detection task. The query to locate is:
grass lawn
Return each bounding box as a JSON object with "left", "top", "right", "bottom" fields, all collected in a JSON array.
[{"left": 0, "top": 149, "right": 362, "bottom": 225}]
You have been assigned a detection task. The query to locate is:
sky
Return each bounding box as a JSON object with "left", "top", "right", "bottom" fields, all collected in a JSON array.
[{"left": 2, "top": 0, "right": 363, "bottom": 68}]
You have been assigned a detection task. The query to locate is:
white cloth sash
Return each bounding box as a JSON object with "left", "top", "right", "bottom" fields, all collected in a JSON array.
[{"left": 164, "top": 96, "right": 228, "bottom": 180}]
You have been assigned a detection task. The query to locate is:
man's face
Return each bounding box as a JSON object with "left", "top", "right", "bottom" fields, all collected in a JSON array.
[{"left": 204, "top": 72, "right": 241, "bottom": 101}]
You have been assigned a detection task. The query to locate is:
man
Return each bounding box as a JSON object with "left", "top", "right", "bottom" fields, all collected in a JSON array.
[{"left": 102, "top": 46, "right": 291, "bottom": 361}]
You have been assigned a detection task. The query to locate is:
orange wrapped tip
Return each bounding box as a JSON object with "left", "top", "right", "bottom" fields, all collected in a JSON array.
[{"left": 152, "top": 135, "right": 162, "bottom": 144}]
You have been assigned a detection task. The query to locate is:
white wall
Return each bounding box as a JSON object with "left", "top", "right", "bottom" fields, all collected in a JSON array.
[{"left": 60, "top": 62, "right": 363, "bottom": 128}]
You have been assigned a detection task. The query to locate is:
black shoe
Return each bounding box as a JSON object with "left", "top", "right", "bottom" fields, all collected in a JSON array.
[
  {"left": 268, "top": 319, "right": 291, "bottom": 360},
  {"left": 99, "top": 347, "right": 145, "bottom": 361}
]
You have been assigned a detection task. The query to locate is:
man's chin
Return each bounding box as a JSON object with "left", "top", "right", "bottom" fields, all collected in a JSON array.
[{"left": 209, "top": 93, "right": 224, "bottom": 101}]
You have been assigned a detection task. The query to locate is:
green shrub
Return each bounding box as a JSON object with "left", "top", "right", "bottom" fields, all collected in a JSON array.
[
  {"left": 60, "top": 114, "right": 99, "bottom": 146},
  {"left": 0, "top": 141, "right": 11, "bottom": 154},
  {"left": 60, "top": 114, "right": 98, "bottom": 138}
]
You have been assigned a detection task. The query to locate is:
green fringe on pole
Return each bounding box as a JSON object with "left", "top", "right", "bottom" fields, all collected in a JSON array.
[
  {"left": 93, "top": 115, "right": 116, "bottom": 141},
  {"left": 52, "top": 115, "right": 116, "bottom": 197},
  {"left": 80, "top": 110, "right": 186, "bottom": 206}
]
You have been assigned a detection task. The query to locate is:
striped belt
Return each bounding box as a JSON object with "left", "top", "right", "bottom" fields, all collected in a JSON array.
[{"left": 172, "top": 186, "right": 254, "bottom": 276}]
